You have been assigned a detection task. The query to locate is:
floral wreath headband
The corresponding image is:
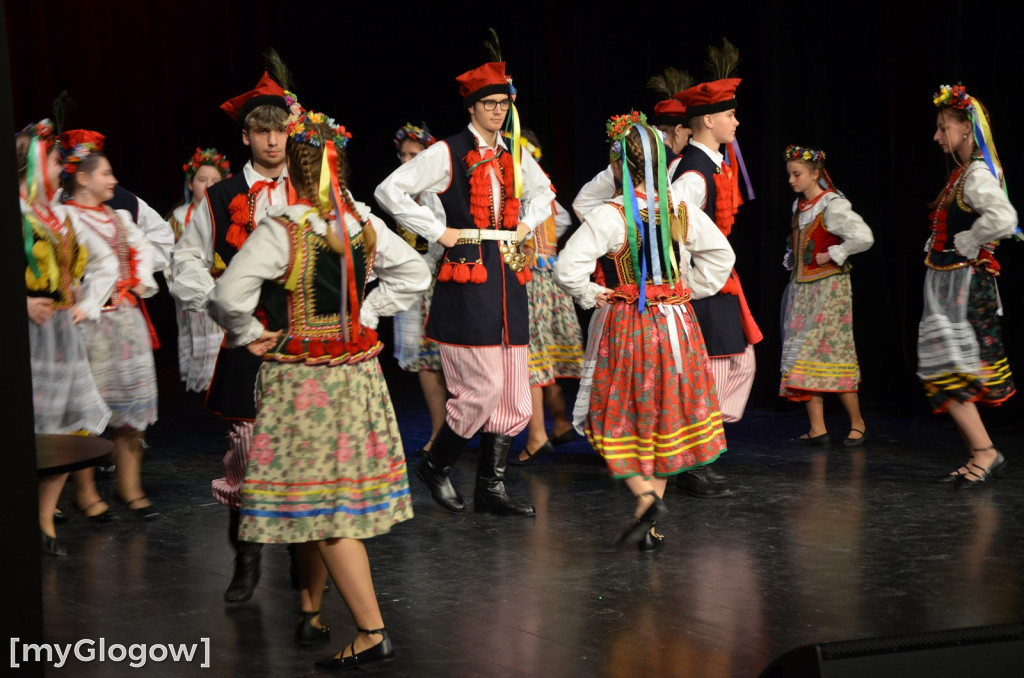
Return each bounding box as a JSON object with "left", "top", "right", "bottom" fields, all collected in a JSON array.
[
  {"left": 183, "top": 147, "right": 231, "bottom": 181},
  {"left": 783, "top": 145, "right": 825, "bottom": 164},
  {"left": 394, "top": 122, "right": 435, "bottom": 149},
  {"left": 286, "top": 110, "right": 352, "bottom": 149},
  {"left": 933, "top": 82, "right": 1006, "bottom": 187},
  {"left": 606, "top": 111, "right": 646, "bottom": 160},
  {"left": 62, "top": 142, "right": 101, "bottom": 177},
  {"left": 18, "top": 119, "right": 59, "bottom": 152}
]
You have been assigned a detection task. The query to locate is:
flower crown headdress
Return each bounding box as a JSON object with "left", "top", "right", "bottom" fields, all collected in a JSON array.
[
  {"left": 784, "top": 144, "right": 842, "bottom": 196},
  {"left": 605, "top": 111, "right": 679, "bottom": 311},
  {"left": 933, "top": 82, "right": 1005, "bottom": 189},
  {"left": 61, "top": 142, "right": 100, "bottom": 177},
  {"left": 286, "top": 110, "right": 352, "bottom": 149},
  {"left": 394, "top": 122, "right": 436, "bottom": 149},
  {"left": 20, "top": 119, "right": 61, "bottom": 279},
  {"left": 783, "top": 144, "right": 825, "bottom": 164},
  {"left": 183, "top": 147, "right": 231, "bottom": 181}
]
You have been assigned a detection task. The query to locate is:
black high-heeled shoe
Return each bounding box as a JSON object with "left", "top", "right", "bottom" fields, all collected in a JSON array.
[
  {"left": 41, "top": 530, "right": 67, "bottom": 556},
  {"left": 617, "top": 491, "right": 668, "bottom": 547},
  {"left": 315, "top": 627, "right": 393, "bottom": 669},
  {"left": 296, "top": 611, "right": 331, "bottom": 646},
  {"left": 638, "top": 528, "right": 665, "bottom": 552}
]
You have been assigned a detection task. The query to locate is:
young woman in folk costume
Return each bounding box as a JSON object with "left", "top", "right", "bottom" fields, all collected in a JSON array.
[
  {"left": 510, "top": 129, "right": 584, "bottom": 466},
  {"left": 20, "top": 120, "right": 111, "bottom": 554},
  {"left": 925, "top": 84, "right": 1017, "bottom": 486},
  {"left": 61, "top": 129, "right": 160, "bottom": 519},
  {"left": 780, "top": 145, "right": 873, "bottom": 446},
  {"left": 554, "top": 113, "right": 733, "bottom": 549},
  {"left": 209, "top": 110, "right": 428, "bottom": 668},
  {"left": 167, "top": 148, "right": 231, "bottom": 392},
  {"left": 387, "top": 122, "right": 449, "bottom": 456}
]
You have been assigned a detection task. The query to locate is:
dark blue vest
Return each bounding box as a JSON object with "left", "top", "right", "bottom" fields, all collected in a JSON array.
[{"left": 425, "top": 128, "right": 529, "bottom": 346}]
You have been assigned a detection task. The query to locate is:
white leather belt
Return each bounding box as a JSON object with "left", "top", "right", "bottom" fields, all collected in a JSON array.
[{"left": 455, "top": 229, "right": 517, "bottom": 243}]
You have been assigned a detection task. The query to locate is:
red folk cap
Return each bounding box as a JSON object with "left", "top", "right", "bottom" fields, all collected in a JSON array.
[
  {"left": 649, "top": 98, "right": 688, "bottom": 126},
  {"left": 61, "top": 129, "right": 105, "bottom": 152},
  {"left": 219, "top": 71, "right": 288, "bottom": 126},
  {"left": 456, "top": 62, "right": 512, "bottom": 107},
  {"left": 674, "top": 78, "right": 741, "bottom": 118}
]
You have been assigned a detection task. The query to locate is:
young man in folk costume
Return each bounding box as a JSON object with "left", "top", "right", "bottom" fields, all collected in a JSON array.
[
  {"left": 671, "top": 76, "right": 761, "bottom": 499},
  {"left": 169, "top": 71, "right": 295, "bottom": 601},
  {"left": 572, "top": 67, "right": 694, "bottom": 221},
  {"left": 375, "top": 60, "right": 555, "bottom": 517}
]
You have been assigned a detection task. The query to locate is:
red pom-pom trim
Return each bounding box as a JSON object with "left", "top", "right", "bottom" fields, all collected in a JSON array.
[
  {"left": 516, "top": 268, "right": 533, "bottom": 285},
  {"left": 469, "top": 262, "right": 488, "bottom": 284},
  {"left": 285, "top": 338, "right": 304, "bottom": 354},
  {"left": 437, "top": 261, "right": 455, "bottom": 282},
  {"left": 452, "top": 262, "right": 471, "bottom": 284},
  {"left": 308, "top": 340, "right": 325, "bottom": 358}
]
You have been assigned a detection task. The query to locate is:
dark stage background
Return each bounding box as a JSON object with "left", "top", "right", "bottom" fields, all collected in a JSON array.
[{"left": 5, "top": 0, "right": 1023, "bottom": 421}]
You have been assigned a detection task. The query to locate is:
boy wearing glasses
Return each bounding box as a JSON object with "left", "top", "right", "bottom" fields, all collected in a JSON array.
[{"left": 375, "top": 61, "right": 554, "bottom": 517}]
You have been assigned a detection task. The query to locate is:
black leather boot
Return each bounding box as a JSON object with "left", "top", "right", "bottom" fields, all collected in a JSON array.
[
  {"left": 474, "top": 433, "right": 536, "bottom": 516},
  {"left": 415, "top": 422, "right": 468, "bottom": 513},
  {"left": 224, "top": 508, "right": 262, "bottom": 602}
]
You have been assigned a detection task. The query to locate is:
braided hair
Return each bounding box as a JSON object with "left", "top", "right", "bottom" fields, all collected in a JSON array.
[{"left": 286, "top": 121, "right": 376, "bottom": 255}]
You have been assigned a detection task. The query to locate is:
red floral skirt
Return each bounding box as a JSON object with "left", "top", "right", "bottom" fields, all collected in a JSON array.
[{"left": 585, "top": 300, "right": 727, "bottom": 479}]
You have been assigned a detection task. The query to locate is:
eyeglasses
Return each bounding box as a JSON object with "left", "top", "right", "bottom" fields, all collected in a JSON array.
[{"left": 478, "top": 98, "right": 511, "bottom": 111}]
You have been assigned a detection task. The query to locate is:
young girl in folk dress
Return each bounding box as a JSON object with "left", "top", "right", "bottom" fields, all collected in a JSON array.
[
  {"left": 554, "top": 113, "right": 733, "bottom": 549},
  {"left": 62, "top": 129, "right": 160, "bottom": 519},
  {"left": 20, "top": 120, "right": 111, "bottom": 554},
  {"left": 925, "top": 84, "right": 1017, "bottom": 486},
  {"left": 209, "top": 111, "right": 428, "bottom": 668},
  {"left": 167, "top": 148, "right": 230, "bottom": 392},
  {"left": 387, "top": 122, "right": 448, "bottom": 455},
  {"left": 780, "top": 145, "right": 874, "bottom": 446}
]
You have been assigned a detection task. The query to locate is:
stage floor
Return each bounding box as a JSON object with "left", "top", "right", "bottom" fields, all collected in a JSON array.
[{"left": 41, "top": 366, "right": 1024, "bottom": 677}]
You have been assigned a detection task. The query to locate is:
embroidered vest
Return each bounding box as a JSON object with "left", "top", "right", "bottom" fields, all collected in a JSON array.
[
  {"left": 596, "top": 203, "right": 690, "bottom": 305},
  {"left": 789, "top": 193, "right": 849, "bottom": 283},
  {"left": 261, "top": 216, "right": 381, "bottom": 366},
  {"left": 205, "top": 173, "right": 252, "bottom": 268},
  {"left": 24, "top": 206, "right": 85, "bottom": 309},
  {"left": 926, "top": 163, "right": 998, "bottom": 272},
  {"left": 673, "top": 146, "right": 718, "bottom": 221}
]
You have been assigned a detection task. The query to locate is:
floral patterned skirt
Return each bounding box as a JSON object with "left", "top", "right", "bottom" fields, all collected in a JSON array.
[
  {"left": 779, "top": 274, "right": 860, "bottom": 400},
  {"left": 239, "top": 359, "right": 413, "bottom": 543},
  {"left": 527, "top": 268, "right": 584, "bottom": 386},
  {"left": 583, "top": 301, "right": 726, "bottom": 479},
  {"left": 917, "top": 267, "right": 1015, "bottom": 413}
]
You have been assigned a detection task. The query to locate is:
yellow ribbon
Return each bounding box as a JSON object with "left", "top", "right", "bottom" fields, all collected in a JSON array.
[{"left": 510, "top": 103, "right": 523, "bottom": 199}]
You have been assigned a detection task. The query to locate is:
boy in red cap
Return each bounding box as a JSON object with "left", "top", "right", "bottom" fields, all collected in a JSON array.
[
  {"left": 672, "top": 77, "right": 762, "bottom": 498},
  {"left": 375, "top": 60, "right": 555, "bottom": 517},
  {"left": 170, "top": 71, "right": 294, "bottom": 602}
]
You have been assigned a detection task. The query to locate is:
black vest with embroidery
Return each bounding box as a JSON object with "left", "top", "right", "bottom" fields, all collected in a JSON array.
[
  {"left": 596, "top": 204, "right": 687, "bottom": 303},
  {"left": 427, "top": 128, "right": 528, "bottom": 346},
  {"left": 259, "top": 216, "right": 381, "bottom": 365},
  {"left": 926, "top": 166, "right": 986, "bottom": 271}
]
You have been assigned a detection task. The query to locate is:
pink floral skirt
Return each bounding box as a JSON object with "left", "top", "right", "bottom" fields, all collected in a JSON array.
[{"left": 239, "top": 359, "right": 413, "bottom": 543}]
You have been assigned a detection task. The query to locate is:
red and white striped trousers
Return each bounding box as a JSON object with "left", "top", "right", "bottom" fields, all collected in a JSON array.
[
  {"left": 708, "top": 344, "right": 756, "bottom": 423},
  {"left": 211, "top": 420, "right": 253, "bottom": 508},
  {"left": 439, "top": 344, "right": 532, "bottom": 438}
]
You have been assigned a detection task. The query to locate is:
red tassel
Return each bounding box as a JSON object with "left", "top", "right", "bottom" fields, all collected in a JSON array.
[
  {"left": 308, "top": 340, "right": 325, "bottom": 358},
  {"left": 469, "top": 262, "right": 488, "bottom": 284},
  {"left": 286, "top": 338, "right": 304, "bottom": 355},
  {"left": 327, "top": 338, "right": 344, "bottom": 357},
  {"left": 517, "top": 268, "right": 533, "bottom": 285},
  {"left": 225, "top": 223, "right": 249, "bottom": 250},
  {"left": 453, "top": 262, "right": 471, "bottom": 284},
  {"left": 437, "top": 261, "right": 455, "bottom": 282}
]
